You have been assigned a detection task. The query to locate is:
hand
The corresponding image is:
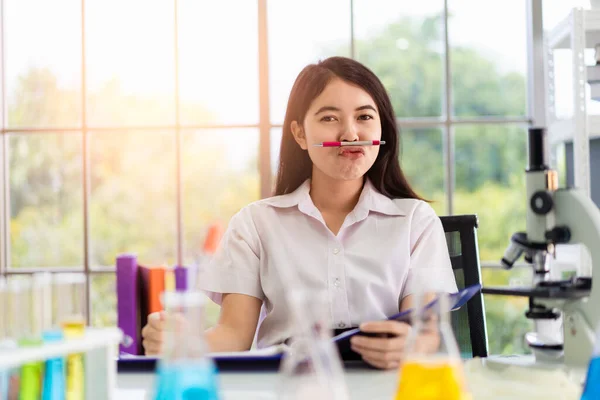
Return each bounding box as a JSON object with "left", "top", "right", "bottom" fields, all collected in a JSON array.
[
  {"left": 141, "top": 311, "right": 165, "bottom": 355},
  {"left": 349, "top": 320, "right": 411, "bottom": 370}
]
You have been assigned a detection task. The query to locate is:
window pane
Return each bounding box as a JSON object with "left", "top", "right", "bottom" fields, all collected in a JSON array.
[
  {"left": 454, "top": 125, "right": 527, "bottom": 261},
  {"left": 9, "top": 133, "right": 83, "bottom": 268},
  {"left": 182, "top": 129, "right": 259, "bottom": 266},
  {"left": 401, "top": 127, "right": 446, "bottom": 214},
  {"left": 482, "top": 267, "right": 533, "bottom": 355},
  {"left": 90, "top": 131, "right": 177, "bottom": 267},
  {"left": 86, "top": 0, "right": 175, "bottom": 126},
  {"left": 90, "top": 273, "right": 116, "bottom": 328},
  {"left": 178, "top": 1, "right": 258, "bottom": 125},
  {"left": 268, "top": 0, "right": 351, "bottom": 125},
  {"left": 449, "top": 0, "right": 527, "bottom": 118},
  {"left": 354, "top": 1, "right": 444, "bottom": 118},
  {"left": 5, "top": 0, "right": 81, "bottom": 128},
  {"left": 270, "top": 128, "right": 283, "bottom": 180}
]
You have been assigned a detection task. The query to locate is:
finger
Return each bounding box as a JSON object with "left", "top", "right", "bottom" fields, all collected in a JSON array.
[
  {"left": 359, "top": 320, "right": 411, "bottom": 336},
  {"left": 351, "top": 342, "right": 404, "bottom": 364},
  {"left": 148, "top": 312, "right": 166, "bottom": 330},
  {"left": 361, "top": 355, "right": 399, "bottom": 370},
  {"left": 350, "top": 335, "right": 405, "bottom": 352},
  {"left": 142, "top": 327, "right": 164, "bottom": 343},
  {"left": 143, "top": 339, "right": 162, "bottom": 355}
]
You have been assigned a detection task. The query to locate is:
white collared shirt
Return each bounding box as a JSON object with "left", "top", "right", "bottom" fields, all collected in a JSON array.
[{"left": 198, "top": 179, "right": 458, "bottom": 349}]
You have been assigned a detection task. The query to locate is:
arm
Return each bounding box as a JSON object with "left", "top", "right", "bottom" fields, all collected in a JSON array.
[{"left": 205, "top": 293, "right": 262, "bottom": 352}]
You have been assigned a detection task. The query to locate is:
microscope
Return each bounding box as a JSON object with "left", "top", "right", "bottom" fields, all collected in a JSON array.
[{"left": 483, "top": 127, "right": 600, "bottom": 368}]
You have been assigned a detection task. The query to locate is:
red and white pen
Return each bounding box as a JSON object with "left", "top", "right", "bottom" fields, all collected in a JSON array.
[{"left": 312, "top": 140, "right": 386, "bottom": 147}]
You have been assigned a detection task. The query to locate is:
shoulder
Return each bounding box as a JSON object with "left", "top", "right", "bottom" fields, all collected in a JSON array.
[
  {"left": 228, "top": 194, "right": 295, "bottom": 228},
  {"left": 390, "top": 198, "right": 439, "bottom": 220}
]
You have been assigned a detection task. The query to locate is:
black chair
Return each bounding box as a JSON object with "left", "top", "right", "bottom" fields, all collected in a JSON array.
[{"left": 441, "top": 214, "right": 489, "bottom": 358}]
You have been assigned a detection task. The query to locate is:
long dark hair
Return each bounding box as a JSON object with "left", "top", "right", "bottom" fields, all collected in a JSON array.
[{"left": 274, "top": 56, "right": 423, "bottom": 200}]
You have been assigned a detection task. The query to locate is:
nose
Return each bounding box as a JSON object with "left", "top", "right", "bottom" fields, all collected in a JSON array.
[{"left": 339, "top": 119, "right": 360, "bottom": 142}]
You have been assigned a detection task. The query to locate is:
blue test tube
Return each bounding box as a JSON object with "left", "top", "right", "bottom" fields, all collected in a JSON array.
[{"left": 36, "top": 272, "right": 66, "bottom": 400}]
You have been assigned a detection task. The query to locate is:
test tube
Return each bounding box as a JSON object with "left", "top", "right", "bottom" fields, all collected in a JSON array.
[
  {"left": 54, "top": 273, "right": 86, "bottom": 338},
  {"left": 9, "top": 276, "right": 44, "bottom": 400},
  {"left": 0, "top": 277, "right": 11, "bottom": 400},
  {"left": 54, "top": 273, "right": 86, "bottom": 400},
  {"left": 36, "top": 272, "right": 67, "bottom": 400},
  {"left": 33, "top": 272, "right": 53, "bottom": 336}
]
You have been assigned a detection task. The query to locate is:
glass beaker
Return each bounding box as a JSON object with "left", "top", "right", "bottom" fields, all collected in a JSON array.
[
  {"left": 153, "top": 290, "right": 220, "bottom": 400},
  {"left": 395, "top": 291, "right": 471, "bottom": 400},
  {"left": 277, "top": 290, "right": 349, "bottom": 400}
]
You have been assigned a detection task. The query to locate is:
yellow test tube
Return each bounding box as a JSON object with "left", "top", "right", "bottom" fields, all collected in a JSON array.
[{"left": 54, "top": 273, "right": 87, "bottom": 400}]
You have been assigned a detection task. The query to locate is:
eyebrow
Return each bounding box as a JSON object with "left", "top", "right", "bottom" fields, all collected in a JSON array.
[{"left": 314, "top": 105, "right": 378, "bottom": 115}]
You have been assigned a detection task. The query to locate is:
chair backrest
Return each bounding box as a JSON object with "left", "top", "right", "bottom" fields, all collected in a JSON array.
[{"left": 440, "top": 214, "right": 488, "bottom": 358}]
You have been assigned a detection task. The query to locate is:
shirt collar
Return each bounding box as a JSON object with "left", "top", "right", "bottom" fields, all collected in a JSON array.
[{"left": 263, "top": 179, "right": 406, "bottom": 218}]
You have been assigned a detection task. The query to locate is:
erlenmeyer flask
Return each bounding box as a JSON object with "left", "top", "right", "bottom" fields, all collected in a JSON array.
[
  {"left": 277, "top": 290, "right": 349, "bottom": 400},
  {"left": 153, "top": 291, "right": 220, "bottom": 400},
  {"left": 395, "top": 292, "right": 471, "bottom": 400}
]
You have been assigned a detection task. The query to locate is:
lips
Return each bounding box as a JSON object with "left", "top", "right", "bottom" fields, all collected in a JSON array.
[{"left": 338, "top": 148, "right": 365, "bottom": 156}]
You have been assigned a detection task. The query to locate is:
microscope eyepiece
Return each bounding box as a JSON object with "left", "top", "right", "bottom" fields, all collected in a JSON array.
[{"left": 527, "top": 127, "right": 548, "bottom": 172}]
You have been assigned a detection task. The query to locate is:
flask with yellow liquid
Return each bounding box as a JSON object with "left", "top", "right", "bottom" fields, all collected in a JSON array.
[{"left": 395, "top": 291, "right": 471, "bottom": 400}]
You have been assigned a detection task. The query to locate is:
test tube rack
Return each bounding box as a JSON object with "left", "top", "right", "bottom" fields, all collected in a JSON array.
[{"left": 0, "top": 328, "right": 122, "bottom": 400}]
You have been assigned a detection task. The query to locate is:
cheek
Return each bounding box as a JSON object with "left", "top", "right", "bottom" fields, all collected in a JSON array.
[{"left": 303, "top": 122, "right": 336, "bottom": 143}]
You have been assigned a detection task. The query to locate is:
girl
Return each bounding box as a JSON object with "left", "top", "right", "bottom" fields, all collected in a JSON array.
[{"left": 142, "top": 56, "right": 457, "bottom": 370}]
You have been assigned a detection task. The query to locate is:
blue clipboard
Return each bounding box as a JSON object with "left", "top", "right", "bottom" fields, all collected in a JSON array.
[
  {"left": 331, "top": 283, "right": 482, "bottom": 343},
  {"left": 118, "top": 352, "right": 284, "bottom": 373}
]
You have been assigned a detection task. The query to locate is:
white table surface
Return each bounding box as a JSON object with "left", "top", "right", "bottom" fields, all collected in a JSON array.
[
  {"left": 116, "top": 368, "right": 399, "bottom": 400},
  {"left": 116, "top": 355, "right": 587, "bottom": 400}
]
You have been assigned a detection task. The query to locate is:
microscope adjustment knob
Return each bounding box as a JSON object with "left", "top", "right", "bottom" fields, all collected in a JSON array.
[
  {"left": 530, "top": 191, "right": 553, "bottom": 215},
  {"left": 545, "top": 226, "right": 571, "bottom": 244}
]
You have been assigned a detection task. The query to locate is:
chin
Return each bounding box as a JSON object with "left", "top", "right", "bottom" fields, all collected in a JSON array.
[{"left": 329, "top": 168, "right": 368, "bottom": 181}]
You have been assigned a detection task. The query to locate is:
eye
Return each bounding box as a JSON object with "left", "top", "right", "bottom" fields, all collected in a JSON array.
[
  {"left": 320, "top": 115, "right": 337, "bottom": 122},
  {"left": 358, "top": 114, "right": 374, "bottom": 121}
]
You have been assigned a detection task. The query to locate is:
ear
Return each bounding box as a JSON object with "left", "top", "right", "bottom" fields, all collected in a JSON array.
[{"left": 291, "top": 121, "right": 308, "bottom": 150}]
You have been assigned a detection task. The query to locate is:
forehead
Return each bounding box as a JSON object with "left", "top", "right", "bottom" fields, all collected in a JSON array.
[{"left": 309, "top": 78, "right": 378, "bottom": 111}]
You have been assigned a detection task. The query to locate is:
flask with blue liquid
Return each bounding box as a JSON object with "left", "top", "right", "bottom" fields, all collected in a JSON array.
[
  {"left": 153, "top": 290, "right": 220, "bottom": 400},
  {"left": 582, "top": 323, "right": 600, "bottom": 399}
]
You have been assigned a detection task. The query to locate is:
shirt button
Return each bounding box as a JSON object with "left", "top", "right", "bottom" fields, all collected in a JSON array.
[
  {"left": 332, "top": 248, "right": 340, "bottom": 255},
  {"left": 338, "top": 322, "right": 346, "bottom": 328},
  {"left": 333, "top": 278, "right": 341, "bottom": 288}
]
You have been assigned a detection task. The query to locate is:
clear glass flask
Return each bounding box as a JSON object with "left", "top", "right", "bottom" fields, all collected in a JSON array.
[
  {"left": 277, "top": 290, "right": 349, "bottom": 400},
  {"left": 153, "top": 291, "right": 220, "bottom": 400},
  {"left": 395, "top": 292, "right": 471, "bottom": 400}
]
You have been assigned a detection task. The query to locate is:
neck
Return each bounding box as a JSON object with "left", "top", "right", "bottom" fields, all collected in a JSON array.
[{"left": 309, "top": 169, "right": 364, "bottom": 214}]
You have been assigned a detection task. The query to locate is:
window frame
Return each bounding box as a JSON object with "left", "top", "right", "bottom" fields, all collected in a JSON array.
[{"left": 0, "top": 0, "right": 533, "bottom": 325}]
